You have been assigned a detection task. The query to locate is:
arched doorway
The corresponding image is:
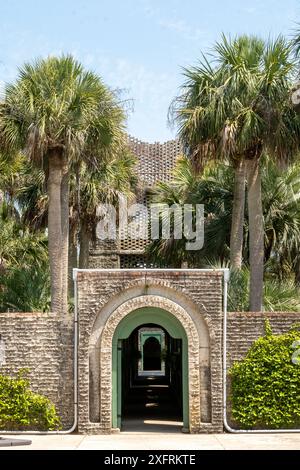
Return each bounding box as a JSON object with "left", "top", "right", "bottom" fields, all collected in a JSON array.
[
  {"left": 93, "top": 293, "right": 203, "bottom": 434},
  {"left": 112, "top": 306, "right": 189, "bottom": 431},
  {"left": 143, "top": 335, "right": 162, "bottom": 371}
]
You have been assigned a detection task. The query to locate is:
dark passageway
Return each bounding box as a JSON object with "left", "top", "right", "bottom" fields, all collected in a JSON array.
[
  {"left": 120, "top": 324, "right": 183, "bottom": 431},
  {"left": 143, "top": 336, "right": 161, "bottom": 371}
]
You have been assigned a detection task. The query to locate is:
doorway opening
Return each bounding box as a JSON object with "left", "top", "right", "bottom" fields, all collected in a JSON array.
[
  {"left": 121, "top": 324, "right": 183, "bottom": 431},
  {"left": 112, "top": 306, "right": 189, "bottom": 433}
]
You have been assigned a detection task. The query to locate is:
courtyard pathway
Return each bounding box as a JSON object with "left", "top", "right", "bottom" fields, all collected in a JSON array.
[{"left": 1, "top": 430, "right": 300, "bottom": 450}]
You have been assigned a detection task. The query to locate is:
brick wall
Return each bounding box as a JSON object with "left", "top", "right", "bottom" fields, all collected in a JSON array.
[
  {"left": 227, "top": 311, "right": 300, "bottom": 366},
  {"left": 89, "top": 239, "right": 120, "bottom": 268},
  {"left": 76, "top": 269, "right": 224, "bottom": 433},
  {"left": 0, "top": 312, "right": 74, "bottom": 429},
  {"left": 0, "top": 293, "right": 299, "bottom": 433}
]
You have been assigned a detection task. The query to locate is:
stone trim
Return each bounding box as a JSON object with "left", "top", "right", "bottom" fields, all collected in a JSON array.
[
  {"left": 77, "top": 270, "right": 223, "bottom": 433},
  {"left": 98, "top": 295, "right": 201, "bottom": 433}
]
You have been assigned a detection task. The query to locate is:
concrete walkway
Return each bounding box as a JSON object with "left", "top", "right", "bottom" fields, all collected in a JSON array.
[{"left": 1, "top": 432, "right": 300, "bottom": 450}]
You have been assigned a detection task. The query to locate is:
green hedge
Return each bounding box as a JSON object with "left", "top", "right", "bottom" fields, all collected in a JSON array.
[
  {"left": 0, "top": 369, "right": 61, "bottom": 430},
  {"left": 229, "top": 323, "right": 300, "bottom": 429}
]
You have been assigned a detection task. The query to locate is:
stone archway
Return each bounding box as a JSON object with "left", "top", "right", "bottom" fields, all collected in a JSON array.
[
  {"left": 77, "top": 269, "right": 224, "bottom": 434},
  {"left": 98, "top": 295, "right": 201, "bottom": 433},
  {"left": 111, "top": 306, "right": 190, "bottom": 430}
]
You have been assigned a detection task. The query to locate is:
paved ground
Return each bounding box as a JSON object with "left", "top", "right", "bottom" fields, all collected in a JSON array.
[{"left": 1, "top": 428, "right": 300, "bottom": 450}]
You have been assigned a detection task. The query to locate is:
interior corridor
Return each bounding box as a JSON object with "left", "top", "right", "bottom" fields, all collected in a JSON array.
[{"left": 120, "top": 324, "right": 184, "bottom": 432}]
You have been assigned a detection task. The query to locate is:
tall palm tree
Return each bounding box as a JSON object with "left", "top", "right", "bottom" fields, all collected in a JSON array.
[
  {"left": 147, "top": 156, "right": 235, "bottom": 267},
  {"left": 16, "top": 147, "right": 137, "bottom": 294},
  {"left": 69, "top": 150, "right": 137, "bottom": 290},
  {"left": 170, "top": 46, "right": 250, "bottom": 271},
  {"left": 0, "top": 150, "right": 24, "bottom": 221},
  {"left": 262, "top": 159, "right": 300, "bottom": 284},
  {"left": 172, "top": 35, "right": 300, "bottom": 311},
  {"left": 0, "top": 55, "right": 125, "bottom": 313}
]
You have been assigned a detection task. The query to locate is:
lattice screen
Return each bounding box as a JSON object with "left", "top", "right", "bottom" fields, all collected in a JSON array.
[
  {"left": 120, "top": 254, "right": 147, "bottom": 269},
  {"left": 128, "top": 135, "right": 182, "bottom": 186},
  {"left": 119, "top": 137, "right": 181, "bottom": 254},
  {"left": 90, "top": 136, "right": 182, "bottom": 268},
  {"left": 120, "top": 254, "right": 165, "bottom": 269},
  {"left": 119, "top": 190, "right": 152, "bottom": 252}
]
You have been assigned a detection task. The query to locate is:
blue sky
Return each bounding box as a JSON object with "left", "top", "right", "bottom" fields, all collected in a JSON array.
[{"left": 1, "top": 0, "right": 300, "bottom": 142}]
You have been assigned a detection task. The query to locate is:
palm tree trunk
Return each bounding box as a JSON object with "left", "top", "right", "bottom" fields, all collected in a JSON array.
[
  {"left": 246, "top": 159, "right": 264, "bottom": 311},
  {"left": 48, "top": 150, "right": 63, "bottom": 313},
  {"left": 79, "top": 220, "right": 90, "bottom": 269},
  {"left": 68, "top": 223, "right": 78, "bottom": 296},
  {"left": 230, "top": 159, "right": 246, "bottom": 270},
  {"left": 60, "top": 154, "right": 69, "bottom": 315},
  {"left": 295, "top": 257, "right": 300, "bottom": 286}
]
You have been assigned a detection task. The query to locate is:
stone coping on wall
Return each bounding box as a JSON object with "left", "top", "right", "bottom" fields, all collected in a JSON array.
[
  {"left": 0, "top": 311, "right": 58, "bottom": 316},
  {"left": 228, "top": 311, "right": 300, "bottom": 316},
  {"left": 75, "top": 268, "right": 225, "bottom": 281},
  {"left": 2, "top": 309, "right": 298, "bottom": 316}
]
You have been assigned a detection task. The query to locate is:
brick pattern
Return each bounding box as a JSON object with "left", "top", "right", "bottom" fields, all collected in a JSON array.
[
  {"left": 76, "top": 270, "right": 224, "bottom": 434},
  {"left": 1, "top": 295, "right": 299, "bottom": 433},
  {"left": 100, "top": 295, "right": 201, "bottom": 432},
  {"left": 0, "top": 312, "right": 74, "bottom": 429},
  {"left": 227, "top": 311, "right": 300, "bottom": 366},
  {"left": 128, "top": 135, "right": 181, "bottom": 187}
]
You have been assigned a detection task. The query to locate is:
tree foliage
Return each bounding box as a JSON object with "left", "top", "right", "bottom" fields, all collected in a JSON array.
[
  {"left": 0, "top": 370, "right": 61, "bottom": 430},
  {"left": 229, "top": 326, "right": 300, "bottom": 428}
]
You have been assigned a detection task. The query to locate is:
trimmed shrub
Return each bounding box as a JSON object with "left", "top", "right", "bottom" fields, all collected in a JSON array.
[
  {"left": 0, "top": 369, "right": 61, "bottom": 430},
  {"left": 229, "top": 324, "right": 300, "bottom": 429}
]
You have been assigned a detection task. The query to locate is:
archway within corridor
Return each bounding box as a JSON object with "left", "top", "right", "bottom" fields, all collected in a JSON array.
[
  {"left": 112, "top": 307, "right": 189, "bottom": 432},
  {"left": 121, "top": 324, "right": 183, "bottom": 431}
]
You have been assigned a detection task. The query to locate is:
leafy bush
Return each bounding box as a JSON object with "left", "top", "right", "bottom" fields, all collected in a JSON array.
[
  {"left": 0, "top": 214, "right": 50, "bottom": 312},
  {"left": 228, "top": 267, "right": 300, "bottom": 312},
  {"left": 229, "top": 325, "right": 300, "bottom": 428},
  {"left": 0, "top": 369, "right": 61, "bottom": 430},
  {"left": 263, "top": 280, "right": 300, "bottom": 312},
  {"left": 0, "top": 265, "right": 50, "bottom": 312},
  {"left": 227, "top": 268, "right": 249, "bottom": 311}
]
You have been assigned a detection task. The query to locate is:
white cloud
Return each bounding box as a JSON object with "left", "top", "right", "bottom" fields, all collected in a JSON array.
[
  {"left": 243, "top": 6, "right": 256, "bottom": 14},
  {"left": 141, "top": 0, "right": 205, "bottom": 42},
  {"left": 158, "top": 18, "right": 205, "bottom": 41}
]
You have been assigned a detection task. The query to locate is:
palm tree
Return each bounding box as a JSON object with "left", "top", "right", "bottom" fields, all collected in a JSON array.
[
  {"left": 0, "top": 150, "right": 25, "bottom": 221},
  {"left": 170, "top": 44, "right": 249, "bottom": 271},
  {"left": 172, "top": 35, "right": 300, "bottom": 311},
  {"left": 77, "top": 148, "right": 137, "bottom": 270},
  {"left": 147, "top": 156, "right": 235, "bottom": 267},
  {"left": 16, "top": 147, "right": 137, "bottom": 294},
  {"left": 262, "top": 159, "right": 300, "bottom": 283},
  {"left": 0, "top": 55, "right": 125, "bottom": 313},
  {"left": 149, "top": 156, "right": 300, "bottom": 305}
]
